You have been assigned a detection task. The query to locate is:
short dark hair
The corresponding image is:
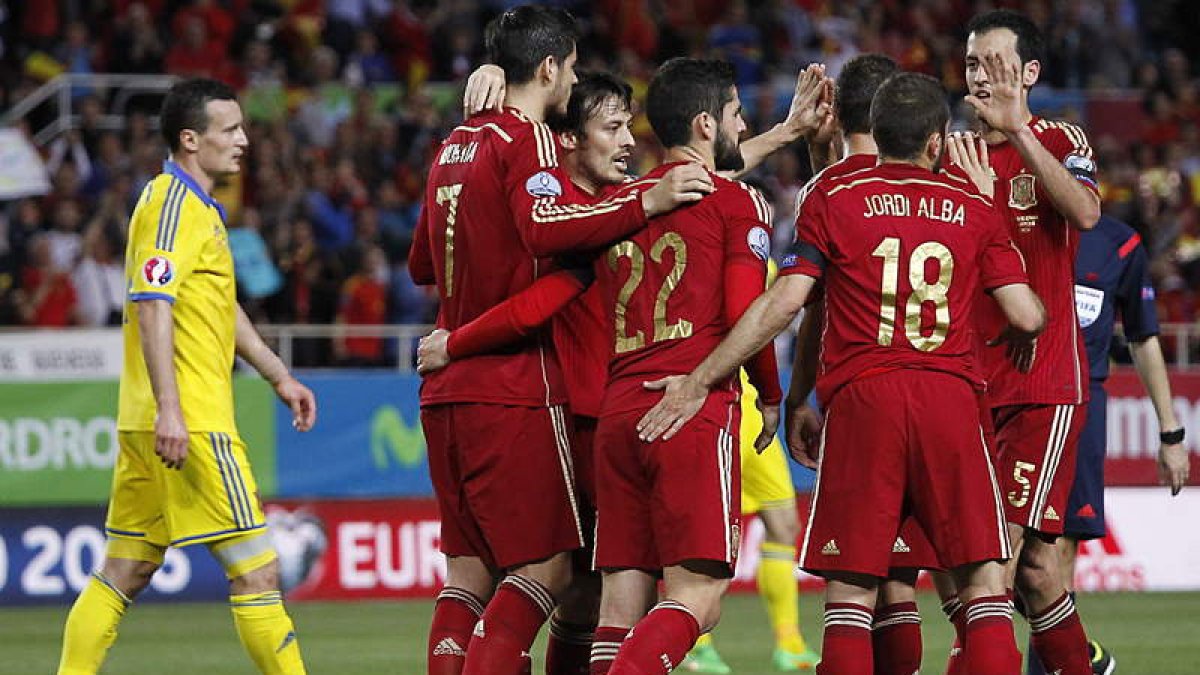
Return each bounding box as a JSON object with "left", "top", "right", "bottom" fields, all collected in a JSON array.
[
  {"left": 835, "top": 54, "right": 899, "bottom": 135},
  {"left": 549, "top": 71, "right": 633, "bottom": 137},
  {"left": 485, "top": 5, "right": 578, "bottom": 86},
  {"left": 160, "top": 78, "right": 238, "bottom": 153},
  {"left": 870, "top": 73, "right": 949, "bottom": 161},
  {"left": 646, "top": 58, "right": 736, "bottom": 149},
  {"left": 967, "top": 9, "right": 1044, "bottom": 65}
]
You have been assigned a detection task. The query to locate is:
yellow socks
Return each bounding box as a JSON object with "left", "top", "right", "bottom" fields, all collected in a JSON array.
[
  {"left": 694, "top": 632, "right": 714, "bottom": 649},
  {"left": 230, "top": 591, "right": 307, "bottom": 674},
  {"left": 758, "top": 542, "right": 809, "bottom": 653},
  {"left": 58, "top": 573, "right": 130, "bottom": 675}
]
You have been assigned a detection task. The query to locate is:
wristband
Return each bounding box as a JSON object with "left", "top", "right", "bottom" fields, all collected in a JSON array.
[{"left": 1160, "top": 428, "right": 1185, "bottom": 444}]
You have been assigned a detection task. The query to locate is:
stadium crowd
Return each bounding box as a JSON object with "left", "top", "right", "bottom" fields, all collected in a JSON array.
[{"left": 1, "top": 0, "right": 1200, "bottom": 365}]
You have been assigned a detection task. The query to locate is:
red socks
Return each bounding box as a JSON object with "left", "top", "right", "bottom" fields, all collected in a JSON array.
[
  {"left": 546, "top": 615, "right": 595, "bottom": 675},
  {"left": 589, "top": 625, "right": 629, "bottom": 675},
  {"left": 873, "top": 601, "right": 922, "bottom": 675},
  {"left": 816, "top": 602, "right": 873, "bottom": 675},
  {"left": 941, "top": 596, "right": 966, "bottom": 675},
  {"left": 608, "top": 601, "right": 700, "bottom": 674},
  {"left": 963, "top": 594, "right": 1021, "bottom": 675},
  {"left": 462, "top": 576, "right": 556, "bottom": 675},
  {"left": 1029, "top": 592, "right": 1091, "bottom": 675},
  {"left": 428, "top": 587, "right": 485, "bottom": 675}
]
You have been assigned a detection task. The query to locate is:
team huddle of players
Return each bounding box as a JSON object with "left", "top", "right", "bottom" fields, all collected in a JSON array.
[{"left": 410, "top": 5, "right": 1109, "bottom": 675}]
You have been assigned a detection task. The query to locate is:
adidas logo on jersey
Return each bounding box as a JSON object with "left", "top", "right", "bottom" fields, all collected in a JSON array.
[
  {"left": 892, "top": 537, "right": 911, "bottom": 554},
  {"left": 822, "top": 540, "right": 841, "bottom": 555},
  {"left": 1044, "top": 505, "right": 1060, "bottom": 521},
  {"left": 472, "top": 620, "right": 485, "bottom": 639},
  {"left": 433, "top": 638, "right": 467, "bottom": 657}
]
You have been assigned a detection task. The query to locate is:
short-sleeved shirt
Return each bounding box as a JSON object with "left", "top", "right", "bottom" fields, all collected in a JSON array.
[
  {"left": 1074, "top": 215, "right": 1160, "bottom": 382},
  {"left": 118, "top": 161, "right": 236, "bottom": 432},
  {"left": 781, "top": 162, "right": 1028, "bottom": 407},
  {"left": 597, "top": 163, "right": 774, "bottom": 416},
  {"left": 978, "top": 117, "right": 1098, "bottom": 407},
  {"left": 410, "top": 107, "right": 649, "bottom": 408}
]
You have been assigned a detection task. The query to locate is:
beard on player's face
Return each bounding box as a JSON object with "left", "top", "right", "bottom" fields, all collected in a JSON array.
[{"left": 713, "top": 126, "right": 744, "bottom": 172}]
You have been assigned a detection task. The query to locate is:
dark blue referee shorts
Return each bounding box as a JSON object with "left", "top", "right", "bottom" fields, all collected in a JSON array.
[{"left": 1065, "top": 381, "right": 1108, "bottom": 540}]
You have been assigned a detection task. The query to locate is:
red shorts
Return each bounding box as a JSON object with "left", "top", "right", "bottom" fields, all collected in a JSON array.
[
  {"left": 801, "top": 371, "right": 1011, "bottom": 578},
  {"left": 422, "top": 403, "right": 583, "bottom": 569},
  {"left": 593, "top": 397, "right": 741, "bottom": 573},
  {"left": 888, "top": 516, "right": 941, "bottom": 572},
  {"left": 993, "top": 403, "right": 1086, "bottom": 536}
]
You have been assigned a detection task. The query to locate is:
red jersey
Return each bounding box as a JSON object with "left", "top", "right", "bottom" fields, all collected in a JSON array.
[
  {"left": 338, "top": 275, "right": 388, "bottom": 361},
  {"left": 978, "top": 117, "right": 1097, "bottom": 407},
  {"left": 781, "top": 162, "right": 1028, "bottom": 407},
  {"left": 410, "top": 107, "right": 649, "bottom": 407},
  {"left": 597, "top": 163, "right": 781, "bottom": 416}
]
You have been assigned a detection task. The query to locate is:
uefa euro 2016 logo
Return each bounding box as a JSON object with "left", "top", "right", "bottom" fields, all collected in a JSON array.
[{"left": 142, "top": 256, "right": 174, "bottom": 287}]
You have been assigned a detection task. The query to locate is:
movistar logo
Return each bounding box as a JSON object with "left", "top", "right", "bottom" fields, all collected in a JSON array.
[{"left": 370, "top": 405, "right": 426, "bottom": 470}]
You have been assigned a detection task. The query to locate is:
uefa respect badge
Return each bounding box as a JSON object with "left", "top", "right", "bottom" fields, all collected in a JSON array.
[{"left": 142, "top": 256, "right": 174, "bottom": 287}]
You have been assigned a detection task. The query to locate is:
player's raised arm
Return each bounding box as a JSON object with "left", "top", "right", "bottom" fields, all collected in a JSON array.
[
  {"left": 731, "top": 64, "right": 833, "bottom": 178},
  {"left": 234, "top": 304, "right": 316, "bottom": 431}
]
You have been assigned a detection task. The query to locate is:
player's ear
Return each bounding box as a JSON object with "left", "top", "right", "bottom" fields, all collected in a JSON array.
[
  {"left": 537, "top": 55, "right": 557, "bottom": 86},
  {"left": 925, "top": 130, "right": 943, "bottom": 165},
  {"left": 692, "top": 111, "right": 715, "bottom": 143},
  {"left": 559, "top": 130, "right": 578, "bottom": 151},
  {"left": 179, "top": 128, "right": 200, "bottom": 154},
  {"left": 1022, "top": 59, "right": 1040, "bottom": 89}
]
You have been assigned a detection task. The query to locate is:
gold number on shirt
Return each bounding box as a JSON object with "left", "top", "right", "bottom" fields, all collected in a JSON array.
[
  {"left": 1007, "top": 461, "right": 1037, "bottom": 508},
  {"left": 607, "top": 234, "right": 692, "bottom": 354},
  {"left": 436, "top": 183, "right": 463, "bottom": 297},
  {"left": 872, "top": 237, "right": 954, "bottom": 352}
]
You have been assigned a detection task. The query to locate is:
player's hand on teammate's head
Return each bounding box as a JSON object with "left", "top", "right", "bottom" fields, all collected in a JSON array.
[
  {"left": 417, "top": 329, "right": 451, "bottom": 375},
  {"left": 754, "top": 403, "right": 781, "bottom": 454},
  {"left": 783, "top": 63, "right": 834, "bottom": 142},
  {"left": 1158, "top": 442, "right": 1189, "bottom": 496},
  {"left": 154, "top": 403, "right": 189, "bottom": 470},
  {"left": 964, "top": 51, "right": 1026, "bottom": 135},
  {"left": 946, "top": 132, "right": 994, "bottom": 198},
  {"left": 642, "top": 163, "right": 715, "bottom": 217},
  {"left": 636, "top": 374, "right": 707, "bottom": 442},
  {"left": 987, "top": 326, "right": 1037, "bottom": 374},
  {"left": 464, "top": 64, "right": 506, "bottom": 117},
  {"left": 784, "top": 402, "right": 822, "bottom": 469},
  {"left": 275, "top": 376, "right": 317, "bottom": 432}
]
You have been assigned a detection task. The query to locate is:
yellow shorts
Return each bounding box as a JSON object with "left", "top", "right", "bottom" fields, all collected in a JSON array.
[
  {"left": 105, "top": 431, "right": 266, "bottom": 548},
  {"left": 740, "top": 376, "right": 796, "bottom": 515}
]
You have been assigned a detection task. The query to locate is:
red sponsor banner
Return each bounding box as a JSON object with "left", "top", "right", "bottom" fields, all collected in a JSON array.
[
  {"left": 266, "top": 499, "right": 446, "bottom": 600},
  {"left": 1103, "top": 368, "right": 1200, "bottom": 485}
]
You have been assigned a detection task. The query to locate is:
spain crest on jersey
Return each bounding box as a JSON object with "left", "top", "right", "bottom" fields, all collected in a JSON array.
[{"left": 1009, "top": 173, "right": 1038, "bottom": 210}]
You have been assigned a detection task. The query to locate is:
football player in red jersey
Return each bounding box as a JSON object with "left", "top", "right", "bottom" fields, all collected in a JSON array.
[
  {"left": 409, "top": 7, "right": 712, "bottom": 675},
  {"left": 941, "top": 11, "right": 1103, "bottom": 675},
  {"left": 640, "top": 73, "right": 1047, "bottom": 675}
]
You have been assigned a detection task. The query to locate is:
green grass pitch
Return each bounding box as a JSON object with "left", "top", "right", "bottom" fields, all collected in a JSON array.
[{"left": 5, "top": 591, "right": 1198, "bottom": 673}]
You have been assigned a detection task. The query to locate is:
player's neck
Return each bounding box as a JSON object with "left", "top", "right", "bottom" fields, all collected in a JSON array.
[
  {"left": 844, "top": 133, "right": 877, "bottom": 157},
  {"left": 503, "top": 85, "right": 549, "bottom": 123},
  {"left": 664, "top": 144, "right": 713, "bottom": 171},
  {"left": 565, "top": 157, "right": 601, "bottom": 196},
  {"left": 169, "top": 155, "right": 215, "bottom": 195},
  {"left": 879, "top": 155, "right": 934, "bottom": 172}
]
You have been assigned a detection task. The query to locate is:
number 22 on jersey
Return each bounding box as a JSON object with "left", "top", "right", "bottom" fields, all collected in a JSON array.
[
  {"left": 607, "top": 233, "right": 693, "bottom": 353},
  {"left": 872, "top": 236, "right": 955, "bottom": 352}
]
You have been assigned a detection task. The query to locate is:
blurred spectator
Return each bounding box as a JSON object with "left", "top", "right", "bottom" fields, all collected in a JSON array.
[
  {"left": 110, "top": 2, "right": 165, "bottom": 74},
  {"left": 45, "top": 200, "right": 84, "bottom": 271},
  {"left": 292, "top": 46, "right": 352, "bottom": 149},
  {"left": 72, "top": 223, "right": 124, "bottom": 327},
  {"left": 229, "top": 208, "right": 284, "bottom": 302},
  {"left": 335, "top": 244, "right": 389, "bottom": 366},
  {"left": 344, "top": 30, "right": 397, "bottom": 87},
  {"left": 15, "top": 235, "right": 78, "bottom": 327}
]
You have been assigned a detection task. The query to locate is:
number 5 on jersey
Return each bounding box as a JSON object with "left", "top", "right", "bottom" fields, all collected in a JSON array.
[{"left": 607, "top": 233, "right": 692, "bottom": 354}]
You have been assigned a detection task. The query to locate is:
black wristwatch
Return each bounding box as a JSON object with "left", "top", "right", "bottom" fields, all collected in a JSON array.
[{"left": 1160, "top": 427, "right": 1185, "bottom": 444}]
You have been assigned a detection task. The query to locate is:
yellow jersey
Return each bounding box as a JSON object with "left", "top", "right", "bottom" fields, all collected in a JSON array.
[{"left": 117, "top": 161, "right": 237, "bottom": 432}]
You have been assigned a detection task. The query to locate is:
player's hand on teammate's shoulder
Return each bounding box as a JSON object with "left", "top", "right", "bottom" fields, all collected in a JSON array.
[
  {"left": 464, "top": 64, "right": 506, "bottom": 117},
  {"left": 1158, "top": 441, "right": 1189, "bottom": 496},
  {"left": 154, "top": 403, "right": 189, "bottom": 470},
  {"left": 782, "top": 63, "right": 835, "bottom": 143},
  {"left": 946, "top": 131, "right": 994, "bottom": 198},
  {"left": 964, "top": 51, "right": 1026, "bottom": 135},
  {"left": 754, "top": 401, "right": 780, "bottom": 455},
  {"left": 783, "top": 400, "right": 822, "bottom": 469},
  {"left": 417, "top": 328, "right": 451, "bottom": 375},
  {"left": 275, "top": 376, "right": 317, "bottom": 432},
  {"left": 636, "top": 374, "right": 708, "bottom": 442},
  {"left": 641, "top": 163, "right": 715, "bottom": 217}
]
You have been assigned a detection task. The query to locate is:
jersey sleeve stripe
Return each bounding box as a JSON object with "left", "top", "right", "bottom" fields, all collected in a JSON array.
[
  {"left": 1117, "top": 233, "right": 1141, "bottom": 259},
  {"left": 164, "top": 185, "right": 187, "bottom": 252},
  {"left": 129, "top": 291, "right": 176, "bottom": 304},
  {"left": 155, "top": 179, "right": 183, "bottom": 250},
  {"left": 531, "top": 190, "right": 642, "bottom": 222}
]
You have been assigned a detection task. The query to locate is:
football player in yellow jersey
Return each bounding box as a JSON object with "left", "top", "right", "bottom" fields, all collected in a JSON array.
[
  {"left": 683, "top": 263, "right": 819, "bottom": 674},
  {"left": 57, "top": 79, "right": 317, "bottom": 675}
]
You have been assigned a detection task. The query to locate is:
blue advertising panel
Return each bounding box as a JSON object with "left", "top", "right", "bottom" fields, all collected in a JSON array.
[
  {"left": 0, "top": 507, "right": 228, "bottom": 605},
  {"left": 276, "top": 372, "right": 431, "bottom": 498}
]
